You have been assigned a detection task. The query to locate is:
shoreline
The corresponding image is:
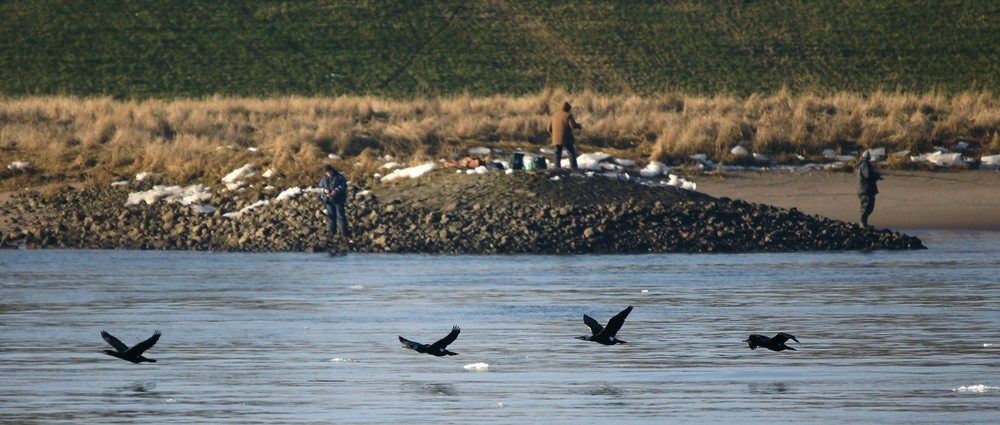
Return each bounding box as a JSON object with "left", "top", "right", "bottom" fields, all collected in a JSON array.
[
  {"left": 0, "top": 169, "right": 925, "bottom": 253},
  {"left": 696, "top": 169, "right": 1000, "bottom": 231}
]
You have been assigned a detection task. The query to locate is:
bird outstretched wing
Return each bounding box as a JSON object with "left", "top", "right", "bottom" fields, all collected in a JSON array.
[
  {"left": 399, "top": 336, "right": 422, "bottom": 350},
  {"left": 101, "top": 331, "right": 129, "bottom": 353},
  {"left": 773, "top": 332, "right": 799, "bottom": 345},
  {"left": 583, "top": 314, "right": 604, "bottom": 336},
  {"left": 126, "top": 330, "right": 161, "bottom": 356},
  {"left": 430, "top": 326, "right": 460, "bottom": 350},
  {"left": 599, "top": 306, "right": 633, "bottom": 338}
]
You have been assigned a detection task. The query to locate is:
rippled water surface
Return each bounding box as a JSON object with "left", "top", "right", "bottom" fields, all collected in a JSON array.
[{"left": 2, "top": 230, "right": 999, "bottom": 424}]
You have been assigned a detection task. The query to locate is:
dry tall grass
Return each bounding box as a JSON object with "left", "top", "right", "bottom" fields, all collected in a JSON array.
[{"left": 2, "top": 89, "right": 998, "bottom": 189}]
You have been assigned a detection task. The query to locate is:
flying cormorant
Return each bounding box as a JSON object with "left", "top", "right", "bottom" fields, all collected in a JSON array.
[
  {"left": 399, "top": 326, "right": 460, "bottom": 356},
  {"left": 744, "top": 332, "right": 800, "bottom": 351},
  {"left": 101, "top": 330, "right": 161, "bottom": 363},
  {"left": 576, "top": 305, "right": 633, "bottom": 345}
]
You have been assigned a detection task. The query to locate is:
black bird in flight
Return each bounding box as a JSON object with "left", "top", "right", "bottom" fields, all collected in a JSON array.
[
  {"left": 576, "top": 305, "right": 633, "bottom": 345},
  {"left": 399, "top": 326, "right": 460, "bottom": 356},
  {"left": 744, "top": 332, "right": 800, "bottom": 351},
  {"left": 101, "top": 330, "right": 161, "bottom": 363}
]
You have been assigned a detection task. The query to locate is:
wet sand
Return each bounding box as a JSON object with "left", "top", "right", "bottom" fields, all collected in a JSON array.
[{"left": 696, "top": 170, "right": 1000, "bottom": 230}]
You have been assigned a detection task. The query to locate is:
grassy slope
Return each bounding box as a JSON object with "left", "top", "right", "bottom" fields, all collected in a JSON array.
[{"left": 2, "top": 1, "right": 999, "bottom": 98}]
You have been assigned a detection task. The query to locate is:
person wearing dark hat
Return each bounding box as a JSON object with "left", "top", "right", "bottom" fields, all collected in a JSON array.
[
  {"left": 320, "top": 164, "right": 350, "bottom": 240},
  {"left": 548, "top": 101, "right": 582, "bottom": 169},
  {"left": 856, "top": 150, "right": 882, "bottom": 228}
]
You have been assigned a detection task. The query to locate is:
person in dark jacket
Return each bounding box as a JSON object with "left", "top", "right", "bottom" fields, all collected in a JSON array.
[
  {"left": 856, "top": 151, "right": 882, "bottom": 227},
  {"left": 320, "top": 164, "right": 350, "bottom": 239},
  {"left": 548, "top": 101, "right": 582, "bottom": 169}
]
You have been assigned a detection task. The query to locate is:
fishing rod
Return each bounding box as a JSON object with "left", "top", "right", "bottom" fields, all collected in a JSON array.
[{"left": 879, "top": 171, "right": 997, "bottom": 188}]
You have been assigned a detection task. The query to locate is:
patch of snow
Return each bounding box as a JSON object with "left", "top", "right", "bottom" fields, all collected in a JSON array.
[
  {"left": 262, "top": 168, "right": 276, "bottom": 178},
  {"left": 614, "top": 158, "right": 636, "bottom": 167},
  {"left": 247, "top": 147, "right": 259, "bottom": 152},
  {"left": 223, "top": 200, "right": 269, "bottom": 219},
  {"left": 275, "top": 187, "right": 302, "bottom": 202},
  {"left": 126, "top": 184, "right": 212, "bottom": 206},
  {"left": 222, "top": 164, "right": 255, "bottom": 183},
  {"left": 539, "top": 147, "right": 555, "bottom": 155},
  {"left": 225, "top": 181, "right": 244, "bottom": 192},
  {"left": 354, "top": 189, "right": 371, "bottom": 200},
  {"left": 190, "top": 205, "right": 218, "bottom": 214},
  {"left": 911, "top": 151, "right": 966, "bottom": 166},
  {"left": 730, "top": 146, "right": 750, "bottom": 157},
  {"left": 666, "top": 174, "right": 697, "bottom": 191},
  {"left": 640, "top": 161, "right": 669, "bottom": 177},
  {"left": 135, "top": 171, "right": 156, "bottom": 181},
  {"left": 381, "top": 162, "right": 435, "bottom": 182},
  {"left": 954, "top": 141, "right": 970, "bottom": 150},
  {"left": 383, "top": 162, "right": 402, "bottom": 170},
  {"left": 328, "top": 154, "right": 342, "bottom": 160},
  {"left": 752, "top": 153, "right": 770, "bottom": 162},
  {"left": 110, "top": 180, "right": 129, "bottom": 187},
  {"left": 7, "top": 160, "right": 30, "bottom": 170},
  {"left": 822, "top": 148, "right": 837, "bottom": 159},
  {"left": 981, "top": 155, "right": 1000, "bottom": 170}
]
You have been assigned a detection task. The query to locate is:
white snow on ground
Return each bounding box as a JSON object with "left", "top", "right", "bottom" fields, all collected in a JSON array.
[
  {"left": 731, "top": 146, "right": 750, "bottom": 157},
  {"left": 981, "top": 155, "right": 1000, "bottom": 170},
  {"left": 262, "top": 168, "right": 276, "bottom": 178},
  {"left": 222, "top": 164, "right": 255, "bottom": 183},
  {"left": 135, "top": 171, "right": 156, "bottom": 181},
  {"left": 275, "top": 187, "right": 302, "bottom": 202},
  {"left": 614, "top": 158, "right": 636, "bottom": 167},
  {"left": 223, "top": 200, "right": 269, "bottom": 219},
  {"left": 640, "top": 161, "right": 670, "bottom": 177},
  {"left": 381, "top": 162, "right": 435, "bottom": 182},
  {"left": 125, "top": 184, "right": 212, "bottom": 206},
  {"left": 575, "top": 152, "right": 613, "bottom": 171},
  {"left": 911, "top": 151, "right": 967, "bottom": 166},
  {"left": 328, "top": 154, "right": 342, "bottom": 160},
  {"left": 7, "top": 160, "right": 30, "bottom": 170},
  {"left": 468, "top": 146, "right": 492, "bottom": 155},
  {"left": 665, "top": 174, "right": 697, "bottom": 191},
  {"left": 382, "top": 162, "right": 402, "bottom": 170}
]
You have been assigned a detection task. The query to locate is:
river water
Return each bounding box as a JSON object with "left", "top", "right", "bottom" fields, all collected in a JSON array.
[{"left": 1, "top": 230, "right": 998, "bottom": 424}]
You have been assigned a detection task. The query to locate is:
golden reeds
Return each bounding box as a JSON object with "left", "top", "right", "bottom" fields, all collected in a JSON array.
[{"left": 1, "top": 90, "right": 998, "bottom": 189}]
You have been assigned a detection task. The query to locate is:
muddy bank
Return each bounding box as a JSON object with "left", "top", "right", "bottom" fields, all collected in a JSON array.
[{"left": 0, "top": 170, "right": 924, "bottom": 253}]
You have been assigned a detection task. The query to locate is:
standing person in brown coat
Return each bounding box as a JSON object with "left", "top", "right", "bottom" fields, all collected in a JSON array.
[{"left": 548, "top": 101, "right": 582, "bottom": 169}]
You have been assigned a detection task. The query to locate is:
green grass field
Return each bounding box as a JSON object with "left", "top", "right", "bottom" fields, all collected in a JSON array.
[{"left": 3, "top": 1, "right": 1000, "bottom": 99}]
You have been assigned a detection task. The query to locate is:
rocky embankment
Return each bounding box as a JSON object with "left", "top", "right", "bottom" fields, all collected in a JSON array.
[{"left": 0, "top": 170, "right": 925, "bottom": 253}]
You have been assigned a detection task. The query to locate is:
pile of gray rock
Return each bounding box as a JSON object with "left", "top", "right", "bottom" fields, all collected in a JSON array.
[{"left": 0, "top": 171, "right": 925, "bottom": 253}]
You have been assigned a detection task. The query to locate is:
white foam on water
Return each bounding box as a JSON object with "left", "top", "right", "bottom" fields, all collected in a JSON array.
[
  {"left": 641, "top": 289, "right": 649, "bottom": 293},
  {"left": 491, "top": 402, "right": 505, "bottom": 408},
  {"left": 329, "top": 358, "right": 359, "bottom": 363},
  {"left": 463, "top": 362, "right": 489, "bottom": 371},
  {"left": 952, "top": 385, "right": 999, "bottom": 393},
  {"left": 349, "top": 284, "right": 365, "bottom": 290},
  {"left": 983, "top": 343, "right": 995, "bottom": 348}
]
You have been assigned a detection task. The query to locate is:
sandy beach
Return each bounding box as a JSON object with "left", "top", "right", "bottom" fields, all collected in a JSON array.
[{"left": 696, "top": 170, "right": 1000, "bottom": 230}]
